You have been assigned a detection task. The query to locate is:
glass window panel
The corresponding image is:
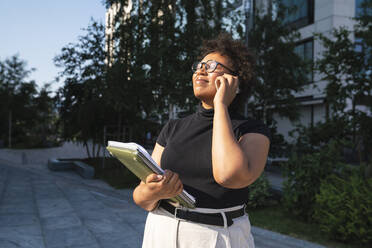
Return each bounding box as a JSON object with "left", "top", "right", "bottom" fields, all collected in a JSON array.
[
  {"left": 295, "top": 40, "right": 313, "bottom": 83},
  {"left": 356, "top": 0, "right": 364, "bottom": 16},
  {"left": 356, "top": 0, "right": 372, "bottom": 17},
  {"left": 298, "top": 0, "right": 307, "bottom": 19},
  {"left": 304, "top": 41, "right": 313, "bottom": 61},
  {"left": 281, "top": 0, "right": 313, "bottom": 28},
  {"left": 294, "top": 43, "right": 304, "bottom": 59}
]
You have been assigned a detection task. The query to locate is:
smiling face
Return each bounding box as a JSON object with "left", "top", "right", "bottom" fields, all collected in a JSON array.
[{"left": 192, "top": 52, "right": 235, "bottom": 109}]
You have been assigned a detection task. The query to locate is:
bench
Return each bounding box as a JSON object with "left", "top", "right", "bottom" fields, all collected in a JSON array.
[{"left": 47, "top": 158, "right": 95, "bottom": 179}]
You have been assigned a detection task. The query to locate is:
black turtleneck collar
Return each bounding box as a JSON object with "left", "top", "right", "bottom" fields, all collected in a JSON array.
[
  {"left": 196, "top": 104, "right": 241, "bottom": 120},
  {"left": 196, "top": 104, "right": 214, "bottom": 119}
]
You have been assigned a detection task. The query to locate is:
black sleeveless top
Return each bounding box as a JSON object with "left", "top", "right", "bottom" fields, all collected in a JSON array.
[{"left": 157, "top": 105, "right": 271, "bottom": 208}]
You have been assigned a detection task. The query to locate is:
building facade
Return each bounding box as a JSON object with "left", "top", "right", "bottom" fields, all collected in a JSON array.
[{"left": 244, "top": 0, "right": 362, "bottom": 142}]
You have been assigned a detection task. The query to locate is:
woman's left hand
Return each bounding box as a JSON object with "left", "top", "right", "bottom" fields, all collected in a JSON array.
[{"left": 213, "top": 73, "right": 239, "bottom": 107}]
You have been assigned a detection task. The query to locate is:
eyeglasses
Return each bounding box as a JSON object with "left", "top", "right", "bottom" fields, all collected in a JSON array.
[{"left": 192, "top": 60, "right": 237, "bottom": 76}]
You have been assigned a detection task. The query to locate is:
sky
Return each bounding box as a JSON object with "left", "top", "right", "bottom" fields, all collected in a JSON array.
[{"left": 0, "top": 0, "right": 106, "bottom": 92}]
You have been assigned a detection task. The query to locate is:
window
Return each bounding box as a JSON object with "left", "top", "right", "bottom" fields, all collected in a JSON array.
[
  {"left": 355, "top": 37, "right": 372, "bottom": 76},
  {"left": 355, "top": 0, "right": 372, "bottom": 17},
  {"left": 281, "top": 0, "right": 314, "bottom": 29},
  {"left": 294, "top": 39, "right": 314, "bottom": 83}
]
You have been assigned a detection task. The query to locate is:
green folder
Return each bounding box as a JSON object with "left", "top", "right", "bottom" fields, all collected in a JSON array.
[{"left": 106, "top": 141, "right": 196, "bottom": 209}]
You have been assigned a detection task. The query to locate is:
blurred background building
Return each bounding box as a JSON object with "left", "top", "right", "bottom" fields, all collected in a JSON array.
[{"left": 241, "top": 0, "right": 367, "bottom": 142}]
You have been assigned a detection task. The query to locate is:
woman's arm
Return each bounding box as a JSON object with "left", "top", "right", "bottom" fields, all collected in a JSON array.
[
  {"left": 212, "top": 74, "right": 270, "bottom": 189},
  {"left": 212, "top": 103, "right": 270, "bottom": 188},
  {"left": 133, "top": 143, "right": 183, "bottom": 211}
]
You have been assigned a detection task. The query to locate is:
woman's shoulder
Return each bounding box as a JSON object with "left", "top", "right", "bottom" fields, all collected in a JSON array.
[
  {"left": 172, "top": 112, "right": 197, "bottom": 123},
  {"left": 230, "top": 114, "right": 271, "bottom": 141},
  {"left": 230, "top": 113, "right": 265, "bottom": 127}
]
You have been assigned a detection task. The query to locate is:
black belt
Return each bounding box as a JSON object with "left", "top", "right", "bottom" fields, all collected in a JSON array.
[{"left": 159, "top": 201, "right": 245, "bottom": 227}]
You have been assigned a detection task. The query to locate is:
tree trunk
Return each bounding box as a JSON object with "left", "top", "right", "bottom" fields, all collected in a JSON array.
[
  {"left": 84, "top": 140, "right": 91, "bottom": 158},
  {"left": 8, "top": 110, "right": 12, "bottom": 148},
  {"left": 92, "top": 140, "right": 96, "bottom": 158},
  {"left": 117, "top": 111, "right": 122, "bottom": 140},
  {"left": 352, "top": 97, "right": 356, "bottom": 146},
  {"left": 96, "top": 144, "right": 101, "bottom": 158}
]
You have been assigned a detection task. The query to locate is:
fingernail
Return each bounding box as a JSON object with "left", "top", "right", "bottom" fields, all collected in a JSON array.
[{"left": 157, "top": 175, "right": 163, "bottom": 180}]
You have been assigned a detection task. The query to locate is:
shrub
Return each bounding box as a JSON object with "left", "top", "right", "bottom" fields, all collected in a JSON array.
[
  {"left": 282, "top": 141, "right": 346, "bottom": 220},
  {"left": 83, "top": 157, "right": 140, "bottom": 188},
  {"left": 246, "top": 173, "right": 272, "bottom": 208},
  {"left": 313, "top": 171, "right": 372, "bottom": 245}
]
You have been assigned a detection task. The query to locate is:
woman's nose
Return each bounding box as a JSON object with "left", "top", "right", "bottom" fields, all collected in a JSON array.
[{"left": 196, "top": 66, "right": 207, "bottom": 75}]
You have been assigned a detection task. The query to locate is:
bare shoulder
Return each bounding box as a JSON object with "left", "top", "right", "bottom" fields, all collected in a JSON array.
[
  {"left": 239, "top": 133, "right": 270, "bottom": 169},
  {"left": 239, "top": 132, "right": 270, "bottom": 146}
]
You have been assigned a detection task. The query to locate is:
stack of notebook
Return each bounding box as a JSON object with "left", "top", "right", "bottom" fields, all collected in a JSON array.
[{"left": 106, "top": 141, "right": 196, "bottom": 209}]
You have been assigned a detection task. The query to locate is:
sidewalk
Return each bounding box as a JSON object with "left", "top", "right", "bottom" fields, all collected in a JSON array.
[{"left": 0, "top": 158, "right": 326, "bottom": 248}]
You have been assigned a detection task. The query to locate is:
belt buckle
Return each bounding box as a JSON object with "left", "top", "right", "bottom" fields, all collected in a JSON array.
[
  {"left": 174, "top": 206, "right": 182, "bottom": 220},
  {"left": 174, "top": 206, "right": 188, "bottom": 221}
]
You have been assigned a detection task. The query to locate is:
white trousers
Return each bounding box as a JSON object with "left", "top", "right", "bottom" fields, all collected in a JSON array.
[{"left": 142, "top": 205, "right": 255, "bottom": 248}]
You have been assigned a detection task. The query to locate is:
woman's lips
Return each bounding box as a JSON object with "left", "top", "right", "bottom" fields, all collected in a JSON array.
[{"left": 195, "top": 78, "right": 208, "bottom": 84}]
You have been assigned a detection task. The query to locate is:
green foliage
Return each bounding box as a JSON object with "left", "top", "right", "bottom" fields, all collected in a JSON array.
[
  {"left": 83, "top": 157, "right": 140, "bottom": 188},
  {"left": 282, "top": 141, "right": 346, "bottom": 220},
  {"left": 107, "top": 0, "right": 237, "bottom": 116},
  {"left": 269, "top": 125, "right": 291, "bottom": 157},
  {"left": 247, "top": 1, "right": 311, "bottom": 125},
  {"left": 313, "top": 170, "right": 372, "bottom": 245},
  {"left": 0, "top": 55, "right": 58, "bottom": 148},
  {"left": 55, "top": 0, "right": 247, "bottom": 153},
  {"left": 55, "top": 20, "right": 108, "bottom": 157},
  {"left": 313, "top": 1, "right": 372, "bottom": 163},
  {"left": 290, "top": 118, "right": 352, "bottom": 155},
  {"left": 246, "top": 173, "right": 272, "bottom": 208}
]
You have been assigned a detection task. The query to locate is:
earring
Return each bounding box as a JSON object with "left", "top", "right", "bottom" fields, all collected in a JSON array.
[{"left": 236, "top": 86, "right": 241, "bottom": 94}]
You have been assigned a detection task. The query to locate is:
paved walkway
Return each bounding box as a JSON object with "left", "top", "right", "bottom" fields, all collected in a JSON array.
[
  {"left": 0, "top": 142, "right": 94, "bottom": 165},
  {"left": 0, "top": 158, "right": 327, "bottom": 248}
]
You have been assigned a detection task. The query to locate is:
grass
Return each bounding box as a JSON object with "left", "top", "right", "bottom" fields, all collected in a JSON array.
[{"left": 247, "top": 205, "right": 364, "bottom": 248}]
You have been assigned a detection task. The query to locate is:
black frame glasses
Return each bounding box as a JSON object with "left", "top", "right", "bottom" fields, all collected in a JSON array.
[{"left": 192, "top": 60, "right": 238, "bottom": 76}]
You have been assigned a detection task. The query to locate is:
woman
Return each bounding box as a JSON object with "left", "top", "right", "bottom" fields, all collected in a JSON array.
[{"left": 133, "top": 33, "right": 271, "bottom": 248}]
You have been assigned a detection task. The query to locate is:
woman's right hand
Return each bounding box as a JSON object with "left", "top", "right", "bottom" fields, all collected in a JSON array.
[{"left": 144, "top": 170, "right": 183, "bottom": 200}]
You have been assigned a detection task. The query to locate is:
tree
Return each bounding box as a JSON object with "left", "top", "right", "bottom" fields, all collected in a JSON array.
[
  {"left": 0, "top": 55, "right": 36, "bottom": 147},
  {"left": 32, "top": 84, "right": 59, "bottom": 147},
  {"left": 104, "top": 0, "right": 241, "bottom": 122},
  {"left": 314, "top": 0, "right": 372, "bottom": 162},
  {"left": 55, "top": 20, "right": 108, "bottom": 157},
  {"left": 246, "top": 1, "right": 311, "bottom": 156},
  {"left": 0, "top": 55, "right": 57, "bottom": 148}
]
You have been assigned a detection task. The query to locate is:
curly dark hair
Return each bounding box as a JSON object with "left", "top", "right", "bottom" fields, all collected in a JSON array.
[{"left": 199, "top": 33, "right": 256, "bottom": 113}]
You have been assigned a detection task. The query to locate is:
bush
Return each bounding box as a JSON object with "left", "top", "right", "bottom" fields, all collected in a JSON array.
[
  {"left": 246, "top": 173, "right": 272, "bottom": 208},
  {"left": 282, "top": 141, "right": 346, "bottom": 220},
  {"left": 290, "top": 119, "right": 352, "bottom": 154},
  {"left": 83, "top": 157, "right": 140, "bottom": 188},
  {"left": 313, "top": 171, "right": 372, "bottom": 245}
]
